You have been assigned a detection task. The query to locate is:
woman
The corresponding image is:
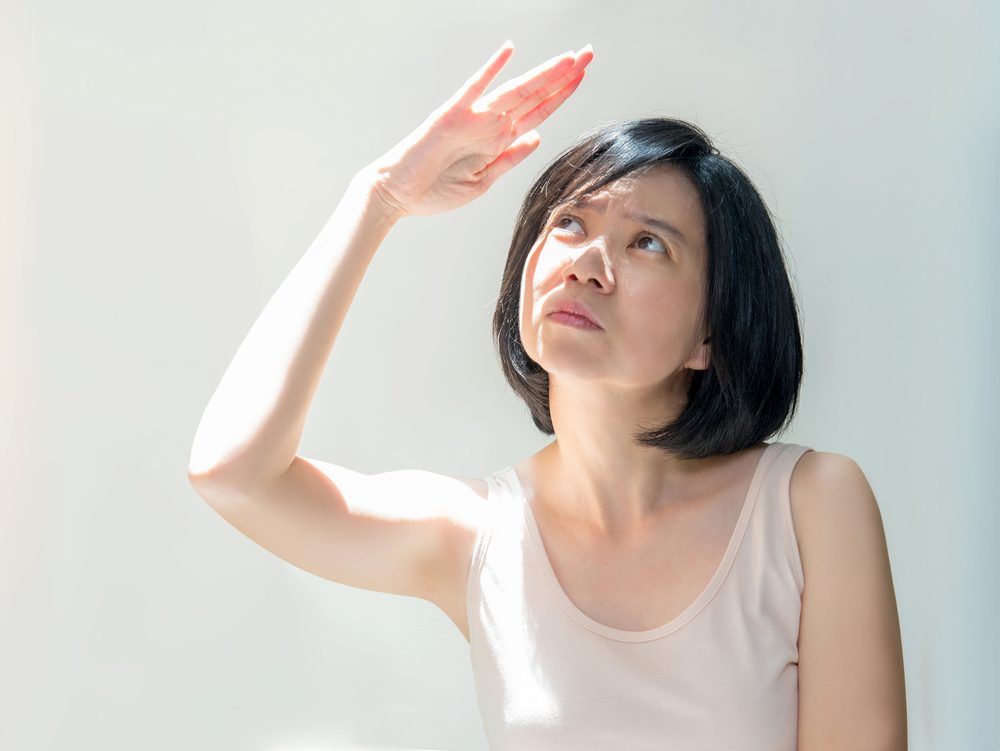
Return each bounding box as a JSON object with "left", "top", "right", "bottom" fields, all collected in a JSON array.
[{"left": 189, "top": 41, "right": 907, "bottom": 749}]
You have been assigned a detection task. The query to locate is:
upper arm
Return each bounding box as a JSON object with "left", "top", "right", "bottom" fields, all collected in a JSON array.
[
  {"left": 790, "top": 451, "right": 908, "bottom": 750},
  {"left": 188, "top": 456, "right": 483, "bottom": 607}
]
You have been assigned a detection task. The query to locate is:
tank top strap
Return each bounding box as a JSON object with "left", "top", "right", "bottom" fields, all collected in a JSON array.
[
  {"left": 483, "top": 466, "right": 515, "bottom": 503},
  {"left": 764, "top": 442, "right": 815, "bottom": 595}
]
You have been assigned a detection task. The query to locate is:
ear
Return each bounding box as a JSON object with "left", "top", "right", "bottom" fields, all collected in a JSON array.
[{"left": 685, "top": 335, "right": 712, "bottom": 371}]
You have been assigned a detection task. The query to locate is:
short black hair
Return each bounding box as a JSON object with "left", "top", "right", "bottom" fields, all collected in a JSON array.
[{"left": 491, "top": 116, "right": 804, "bottom": 460}]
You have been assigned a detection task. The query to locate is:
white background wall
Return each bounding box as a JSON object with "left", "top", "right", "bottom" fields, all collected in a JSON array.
[{"left": 2, "top": 1, "right": 997, "bottom": 749}]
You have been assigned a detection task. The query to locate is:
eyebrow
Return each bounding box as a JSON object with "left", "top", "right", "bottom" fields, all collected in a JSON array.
[{"left": 559, "top": 196, "right": 689, "bottom": 246}]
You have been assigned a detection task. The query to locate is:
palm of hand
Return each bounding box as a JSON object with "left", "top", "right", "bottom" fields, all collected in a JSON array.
[{"left": 369, "top": 41, "right": 594, "bottom": 219}]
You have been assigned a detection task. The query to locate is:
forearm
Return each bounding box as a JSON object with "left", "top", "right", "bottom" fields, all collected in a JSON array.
[{"left": 188, "top": 168, "right": 398, "bottom": 490}]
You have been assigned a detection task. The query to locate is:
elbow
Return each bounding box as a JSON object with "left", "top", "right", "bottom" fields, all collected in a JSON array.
[{"left": 187, "top": 464, "right": 251, "bottom": 509}]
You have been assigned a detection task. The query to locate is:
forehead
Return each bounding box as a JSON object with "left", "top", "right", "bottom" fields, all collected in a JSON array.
[{"left": 570, "top": 165, "right": 697, "bottom": 211}]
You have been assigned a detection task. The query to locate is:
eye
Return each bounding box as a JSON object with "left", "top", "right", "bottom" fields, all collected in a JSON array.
[
  {"left": 551, "top": 213, "right": 669, "bottom": 255},
  {"left": 553, "top": 214, "right": 583, "bottom": 233},
  {"left": 634, "top": 234, "right": 668, "bottom": 253}
]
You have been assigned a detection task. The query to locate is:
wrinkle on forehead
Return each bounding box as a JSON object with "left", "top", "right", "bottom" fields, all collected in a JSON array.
[{"left": 549, "top": 166, "right": 705, "bottom": 252}]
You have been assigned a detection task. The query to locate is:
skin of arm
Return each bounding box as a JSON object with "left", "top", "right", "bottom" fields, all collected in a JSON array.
[
  {"left": 188, "top": 168, "right": 399, "bottom": 492},
  {"left": 793, "top": 451, "right": 908, "bottom": 750},
  {"left": 187, "top": 41, "right": 592, "bottom": 496}
]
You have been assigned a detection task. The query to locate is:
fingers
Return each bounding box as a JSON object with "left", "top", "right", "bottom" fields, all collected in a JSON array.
[
  {"left": 485, "top": 44, "right": 593, "bottom": 118},
  {"left": 509, "top": 68, "right": 587, "bottom": 141},
  {"left": 451, "top": 40, "right": 516, "bottom": 110},
  {"left": 478, "top": 50, "right": 574, "bottom": 115}
]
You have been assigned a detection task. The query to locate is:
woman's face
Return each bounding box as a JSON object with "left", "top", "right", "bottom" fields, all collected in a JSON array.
[{"left": 519, "top": 164, "right": 711, "bottom": 395}]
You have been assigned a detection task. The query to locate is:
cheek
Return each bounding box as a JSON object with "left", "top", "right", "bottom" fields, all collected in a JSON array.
[
  {"left": 629, "top": 286, "right": 700, "bottom": 356},
  {"left": 526, "top": 235, "right": 556, "bottom": 289},
  {"left": 518, "top": 240, "right": 548, "bottom": 355},
  {"left": 532, "top": 243, "right": 566, "bottom": 283}
]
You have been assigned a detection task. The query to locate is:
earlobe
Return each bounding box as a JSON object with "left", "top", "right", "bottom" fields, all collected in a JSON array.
[{"left": 690, "top": 340, "right": 711, "bottom": 370}]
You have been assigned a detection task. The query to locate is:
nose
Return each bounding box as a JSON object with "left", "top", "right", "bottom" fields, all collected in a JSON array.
[{"left": 565, "top": 239, "right": 614, "bottom": 289}]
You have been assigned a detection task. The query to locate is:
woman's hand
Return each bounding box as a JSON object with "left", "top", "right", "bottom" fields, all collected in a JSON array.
[{"left": 362, "top": 41, "right": 593, "bottom": 220}]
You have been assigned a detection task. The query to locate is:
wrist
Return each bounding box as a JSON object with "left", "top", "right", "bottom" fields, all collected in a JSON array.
[{"left": 351, "top": 165, "right": 405, "bottom": 226}]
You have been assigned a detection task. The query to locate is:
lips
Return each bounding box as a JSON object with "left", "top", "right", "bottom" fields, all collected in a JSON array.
[{"left": 547, "top": 298, "right": 603, "bottom": 329}]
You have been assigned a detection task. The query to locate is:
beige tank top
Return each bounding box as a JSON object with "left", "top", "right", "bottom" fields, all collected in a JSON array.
[{"left": 466, "top": 441, "right": 814, "bottom": 750}]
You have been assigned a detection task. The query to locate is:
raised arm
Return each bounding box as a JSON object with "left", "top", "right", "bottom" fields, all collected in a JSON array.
[
  {"left": 185, "top": 41, "right": 593, "bottom": 626},
  {"left": 187, "top": 171, "right": 395, "bottom": 491},
  {"left": 188, "top": 40, "right": 591, "bottom": 494}
]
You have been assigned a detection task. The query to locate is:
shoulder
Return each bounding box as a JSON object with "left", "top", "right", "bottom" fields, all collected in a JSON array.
[
  {"left": 789, "top": 447, "right": 866, "bottom": 490},
  {"left": 430, "top": 472, "right": 501, "bottom": 641},
  {"left": 433, "top": 474, "right": 491, "bottom": 538},
  {"left": 788, "top": 449, "right": 888, "bottom": 578},
  {"left": 455, "top": 475, "right": 490, "bottom": 501},
  {"left": 788, "top": 449, "right": 883, "bottom": 545},
  {"left": 786, "top": 449, "right": 908, "bottom": 745}
]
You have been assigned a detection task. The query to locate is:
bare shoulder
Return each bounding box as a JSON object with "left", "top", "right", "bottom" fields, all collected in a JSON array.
[
  {"left": 433, "top": 473, "right": 494, "bottom": 642},
  {"left": 454, "top": 475, "right": 490, "bottom": 501},
  {"left": 789, "top": 450, "right": 878, "bottom": 523},
  {"left": 788, "top": 449, "right": 885, "bottom": 581},
  {"left": 789, "top": 450, "right": 883, "bottom": 548},
  {"left": 787, "top": 451, "right": 907, "bottom": 746},
  {"left": 437, "top": 474, "right": 490, "bottom": 533},
  {"left": 439, "top": 474, "right": 492, "bottom": 549}
]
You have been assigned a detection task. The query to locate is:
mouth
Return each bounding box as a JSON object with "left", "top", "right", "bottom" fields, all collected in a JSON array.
[
  {"left": 548, "top": 311, "right": 603, "bottom": 330},
  {"left": 546, "top": 297, "right": 604, "bottom": 329}
]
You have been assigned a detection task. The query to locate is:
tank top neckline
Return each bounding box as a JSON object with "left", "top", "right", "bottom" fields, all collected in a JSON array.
[{"left": 496, "top": 441, "right": 783, "bottom": 643}]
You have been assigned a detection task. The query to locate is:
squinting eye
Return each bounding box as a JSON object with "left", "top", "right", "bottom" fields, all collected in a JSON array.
[
  {"left": 552, "top": 214, "right": 668, "bottom": 255},
  {"left": 636, "top": 234, "right": 667, "bottom": 253},
  {"left": 554, "top": 215, "right": 582, "bottom": 232}
]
